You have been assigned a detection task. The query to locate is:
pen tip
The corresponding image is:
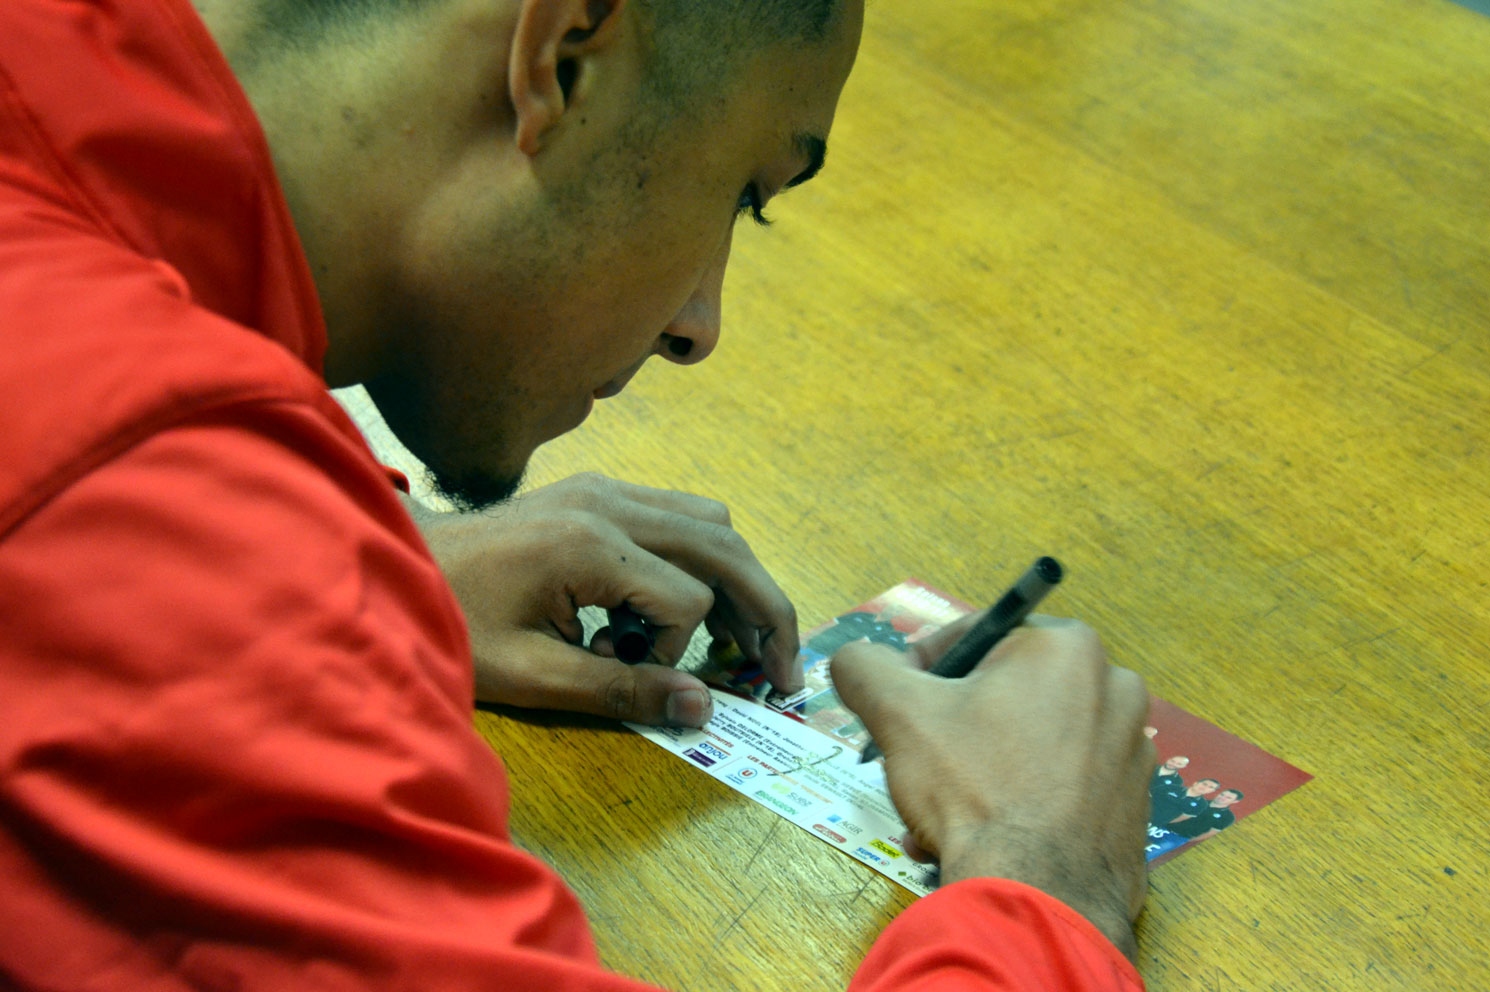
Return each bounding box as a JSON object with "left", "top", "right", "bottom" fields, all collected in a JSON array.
[{"left": 1035, "top": 556, "right": 1063, "bottom": 584}]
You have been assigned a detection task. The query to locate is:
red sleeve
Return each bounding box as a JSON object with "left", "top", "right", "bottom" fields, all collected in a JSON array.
[
  {"left": 849, "top": 879, "right": 1144, "bottom": 992},
  {"left": 0, "top": 402, "right": 664, "bottom": 992},
  {"left": 382, "top": 464, "right": 413, "bottom": 493}
]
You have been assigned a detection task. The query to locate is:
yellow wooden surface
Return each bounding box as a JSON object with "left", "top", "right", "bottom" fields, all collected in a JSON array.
[{"left": 347, "top": 0, "right": 1490, "bottom": 987}]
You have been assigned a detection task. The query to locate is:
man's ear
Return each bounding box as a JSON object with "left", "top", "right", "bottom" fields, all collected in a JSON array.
[{"left": 510, "top": 0, "right": 629, "bottom": 156}]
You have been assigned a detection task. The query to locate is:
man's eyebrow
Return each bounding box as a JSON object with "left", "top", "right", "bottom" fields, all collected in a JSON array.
[{"left": 784, "top": 133, "right": 828, "bottom": 190}]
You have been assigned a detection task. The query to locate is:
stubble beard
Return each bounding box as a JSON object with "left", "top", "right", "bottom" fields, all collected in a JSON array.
[
  {"left": 424, "top": 459, "right": 524, "bottom": 513},
  {"left": 363, "top": 342, "right": 527, "bottom": 514},
  {"left": 373, "top": 375, "right": 527, "bottom": 513}
]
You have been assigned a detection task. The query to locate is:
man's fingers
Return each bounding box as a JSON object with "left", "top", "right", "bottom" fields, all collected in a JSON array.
[
  {"left": 907, "top": 612, "right": 1070, "bottom": 675},
  {"left": 906, "top": 611, "right": 985, "bottom": 671},
  {"left": 501, "top": 473, "right": 801, "bottom": 692},
  {"left": 757, "top": 621, "right": 802, "bottom": 693},
  {"left": 703, "top": 612, "right": 736, "bottom": 648},
  {"left": 556, "top": 480, "right": 798, "bottom": 688},
  {"left": 565, "top": 541, "right": 714, "bottom": 665},
  {"left": 900, "top": 832, "right": 938, "bottom": 864},
  {"left": 541, "top": 479, "right": 798, "bottom": 687},
  {"left": 544, "top": 473, "right": 737, "bottom": 528},
  {"left": 479, "top": 634, "right": 716, "bottom": 728},
  {"left": 829, "top": 641, "right": 927, "bottom": 747},
  {"left": 706, "top": 595, "right": 801, "bottom": 693}
]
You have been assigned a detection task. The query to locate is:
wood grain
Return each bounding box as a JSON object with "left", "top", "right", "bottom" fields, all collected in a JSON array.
[{"left": 345, "top": 0, "right": 1490, "bottom": 987}]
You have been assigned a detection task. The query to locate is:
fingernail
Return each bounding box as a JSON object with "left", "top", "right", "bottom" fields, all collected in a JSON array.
[{"left": 666, "top": 688, "right": 713, "bottom": 728}]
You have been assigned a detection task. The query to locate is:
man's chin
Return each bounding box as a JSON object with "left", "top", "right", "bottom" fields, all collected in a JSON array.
[
  {"left": 425, "top": 460, "right": 525, "bottom": 512},
  {"left": 360, "top": 376, "right": 531, "bottom": 511}
]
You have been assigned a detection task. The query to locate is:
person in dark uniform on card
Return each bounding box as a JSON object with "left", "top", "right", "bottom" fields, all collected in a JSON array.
[
  {"left": 1149, "top": 755, "right": 1189, "bottom": 798},
  {"left": 807, "top": 611, "right": 908, "bottom": 655},
  {"left": 1152, "top": 778, "right": 1218, "bottom": 827},
  {"left": 1167, "top": 789, "right": 1244, "bottom": 842}
]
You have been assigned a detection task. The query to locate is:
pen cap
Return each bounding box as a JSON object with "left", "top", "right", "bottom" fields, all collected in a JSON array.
[
  {"left": 608, "top": 606, "right": 653, "bottom": 664},
  {"left": 1023, "top": 556, "right": 1064, "bottom": 595}
]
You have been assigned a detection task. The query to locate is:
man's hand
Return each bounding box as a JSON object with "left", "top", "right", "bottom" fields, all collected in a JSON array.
[
  {"left": 409, "top": 473, "right": 801, "bottom": 727},
  {"left": 831, "top": 616, "right": 1154, "bottom": 960}
]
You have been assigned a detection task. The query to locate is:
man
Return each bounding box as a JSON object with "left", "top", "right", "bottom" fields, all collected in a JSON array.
[
  {"left": 1148, "top": 756, "right": 1192, "bottom": 823},
  {"left": 1168, "top": 789, "right": 1244, "bottom": 842},
  {"left": 1150, "top": 755, "right": 1190, "bottom": 797},
  {"left": 0, "top": 0, "right": 1155, "bottom": 989},
  {"left": 1152, "top": 777, "right": 1219, "bottom": 827}
]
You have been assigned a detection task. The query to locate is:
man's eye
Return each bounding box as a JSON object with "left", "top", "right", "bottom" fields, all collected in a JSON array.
[{"left": 736, "top": 185, "right": 773, "bottom": 227}]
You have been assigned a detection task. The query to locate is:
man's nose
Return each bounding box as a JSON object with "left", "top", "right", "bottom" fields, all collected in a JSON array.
[{"left": 658, "top": 229, "right": 731, "bottom": 365}]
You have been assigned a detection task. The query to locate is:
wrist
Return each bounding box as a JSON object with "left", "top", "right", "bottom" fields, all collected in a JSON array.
[{"left": 939, "top": 826, "right": 1138, "bottom": 961}]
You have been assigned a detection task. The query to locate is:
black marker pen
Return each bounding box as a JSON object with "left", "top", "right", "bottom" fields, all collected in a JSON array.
[
  {"left": 607, "top": 604, "right": 654, "bottom": 664},
  {"left": 858, "top": 557, "right": 1064, "bottom": 763}
]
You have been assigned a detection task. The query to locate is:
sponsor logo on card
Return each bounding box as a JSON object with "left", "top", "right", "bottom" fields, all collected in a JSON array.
[
  {"left": 693, "top": 741, "right": 730, "bottom": 763},
  {"left": 854, "top": 846, "right": 888, "bottom": 866},
  {"left": 682, "top": 748, "right": 716, "bottom": 768},
  {"left": 813, "top": 824, "right": 848, "bottom": 844},
  {"left": 754, "top": 790, "right": 800, "bottom": 816},
  {"left": 869, "top": 839, "right": 903, "bottom": 860}
]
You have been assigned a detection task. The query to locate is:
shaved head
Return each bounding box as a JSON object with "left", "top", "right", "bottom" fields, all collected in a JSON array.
[
  {"left": 257, "top": 0, "right": 842, "bottom": 84},
  {"left": 635, "top": 0, "right": 843, "bottom": 101}
]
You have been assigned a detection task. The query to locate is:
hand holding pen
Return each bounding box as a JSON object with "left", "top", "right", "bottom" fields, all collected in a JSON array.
[
  {"left": 858, "top": 557, "right": 1065, "bottom": 763},
  {"left": 829, "top": 567, "right": 1155, "bottom": 961}
]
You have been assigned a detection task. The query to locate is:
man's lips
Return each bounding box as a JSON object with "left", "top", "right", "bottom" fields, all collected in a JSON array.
[
  {"left": 592, "top": 380, "right": 626, "bottom": 400},
  {"left": 593, "top": 360, "right": 647, "bottom": 400}
]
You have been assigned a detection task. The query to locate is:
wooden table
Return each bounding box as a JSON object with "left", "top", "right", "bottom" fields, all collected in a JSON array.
[{"left": 346, "top": 0, "right": 1490, "bottom": 987}]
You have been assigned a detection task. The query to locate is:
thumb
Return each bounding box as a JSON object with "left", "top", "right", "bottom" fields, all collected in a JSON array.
[
  {"left": 474, "top": 633, "right": 716, "bottom": 728},
  {"left": 831, "top": 642, "right": 930, "bottom": 751}
]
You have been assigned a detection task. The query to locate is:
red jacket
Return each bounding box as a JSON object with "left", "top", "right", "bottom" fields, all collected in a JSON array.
[{"left": 0, "top": 1, "right": 1143, "bottom": 988}]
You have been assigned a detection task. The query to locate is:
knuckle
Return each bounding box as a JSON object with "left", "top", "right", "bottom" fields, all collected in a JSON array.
[
  {"left": 706, "top": 523, "right": 749, "bottom": 559},
  {"left": 537, "top": 510, "right": 606, "bottom": 549},
  {"left": 698, "top": 497, "right": 732, "bottom": 527},
  {"left": 1045, "top": 618, "right": 1108, "bottom": 665},
  {"left": 1025, "top": 617, "right": 1106, "bottom": 663},
  {"left": 683, "top": 581, "right": 715, "bottom": 617},
  {"left": 564, "top": 472, "right": 615, "bottom": 508},
  {"left": 760, "top": 596, "right": 799, "bottom": 646},
  {"left": 777, "top": 598, "right": 799, "bottom": 633},
  {"left": 600, "top": 671, "right": 639, "bottom": 720}
]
